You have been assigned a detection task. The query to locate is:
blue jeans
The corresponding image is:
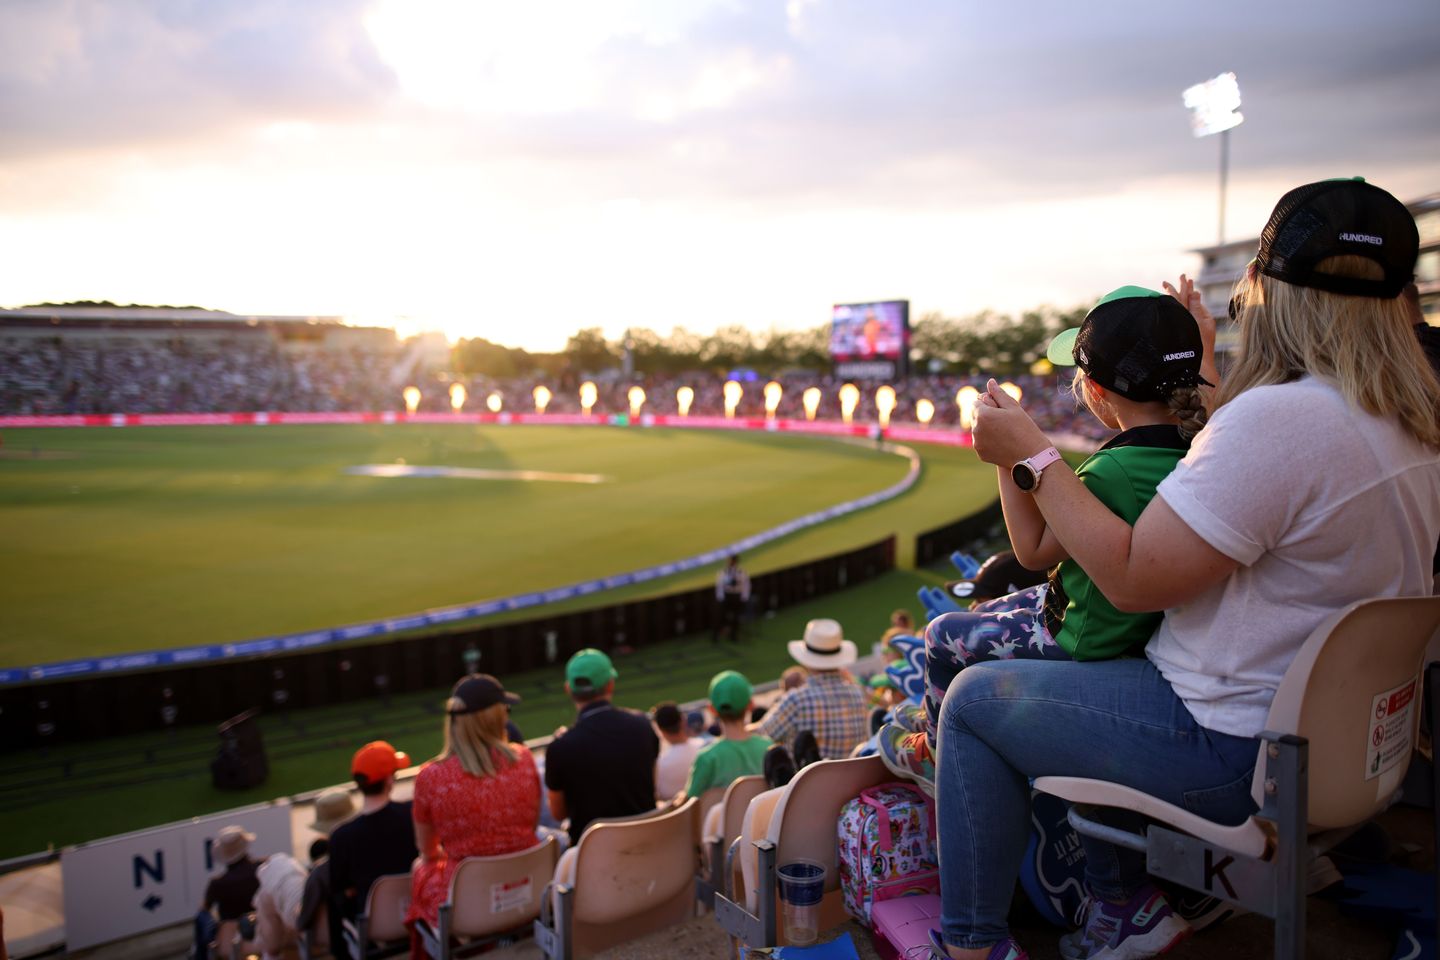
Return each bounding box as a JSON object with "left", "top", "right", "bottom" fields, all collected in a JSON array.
[{"left": 934, "top": 657, "right": 1259, "bottom": 951}]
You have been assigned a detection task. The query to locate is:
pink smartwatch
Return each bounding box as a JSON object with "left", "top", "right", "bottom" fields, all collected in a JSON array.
[{"left": 1011, "top": 446, "right": 1062, "bottom": 492}]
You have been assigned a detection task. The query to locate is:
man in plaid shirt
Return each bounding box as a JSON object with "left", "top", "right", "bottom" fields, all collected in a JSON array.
[{"left": 755, "top": 618, "right": 868, "bottom": 759}]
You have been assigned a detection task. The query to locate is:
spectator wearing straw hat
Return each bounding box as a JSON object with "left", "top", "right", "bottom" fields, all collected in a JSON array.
[
  {"left": 192, "top": 824, "right": 261, "bottom": 959},
  {"left": 545, "top": 648, "right": 660, "bottom": 844},
  {"left": 297, "top": 789, "right": 355, "bottom": 950},
  {"left": 754, "top": 619, "right": 868, "bottom": 760},
  {"left": 328, "top": 741, "right": 418, "bottom": 957}
]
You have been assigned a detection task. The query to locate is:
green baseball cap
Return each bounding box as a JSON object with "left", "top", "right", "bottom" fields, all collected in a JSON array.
[
  {"left": 565, "top": 648, "right": 617, "bottom": 694},
  {"left": 708, "top": 670, "right": 753, "bottom": 714}
]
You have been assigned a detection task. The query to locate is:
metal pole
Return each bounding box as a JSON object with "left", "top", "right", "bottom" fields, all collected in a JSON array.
[{"left": 1218, "top": 127, "right": 1230, "bottom": 245}]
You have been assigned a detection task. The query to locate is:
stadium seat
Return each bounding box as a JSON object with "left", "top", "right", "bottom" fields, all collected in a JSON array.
[
  {"left": 715, "top": 755, "right": 890, "bottom": 949},
  {"left": 533, "top": 796, "right": 700, "bottom": 960},
  {"left": 342, "top": 872, "right": 412, "bottom": 960},
  {"left": 695, "top": 785, "right": 726, "bottom": 832},
  {"left": 415, "top": 835, "right": 560, "bottom": 960},
  {"left": 298, "top": 904, "right": 329, "bottom": 960},
  {"left": 1034, "top": 595, "right": 1440, "bottom": 960},
  {"left": 214, "top": 918, "right": 257, "bottom": 960},
  {"left": 698, "top": 775, "right": 766, "bottom": 903}
]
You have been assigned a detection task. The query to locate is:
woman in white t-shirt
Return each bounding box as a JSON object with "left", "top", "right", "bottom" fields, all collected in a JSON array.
[{"left": 927, "top": 179, "right": 1440, "bottom": 960}]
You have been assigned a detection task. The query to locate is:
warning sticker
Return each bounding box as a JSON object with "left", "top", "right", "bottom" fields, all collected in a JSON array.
[
  {"left": 491, "top": 877, "right": 533, "bottom": 914},
  {"left": 1364, "top": 677, "right": 1417, "bottom": 781}
]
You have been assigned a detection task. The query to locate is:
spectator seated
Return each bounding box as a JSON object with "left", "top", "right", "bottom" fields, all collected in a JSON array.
[{"left": 1034, "top": 595, "right": 1440, "bottom": 959}]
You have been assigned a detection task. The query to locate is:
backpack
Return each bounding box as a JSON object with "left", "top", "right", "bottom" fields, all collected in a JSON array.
[{"left": 837, "top": 782, "right": 939, "bottom": 925}]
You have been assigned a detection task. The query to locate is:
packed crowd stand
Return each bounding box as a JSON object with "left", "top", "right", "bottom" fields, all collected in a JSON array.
[
  {"left": 0, "top": 330, "right": 1111, "bottom": 441},
  {"left": 61, "top": 180, "right": 1440, "bottom": 960}
]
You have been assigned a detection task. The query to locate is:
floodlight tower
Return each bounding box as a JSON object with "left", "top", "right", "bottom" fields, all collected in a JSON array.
[{"left": 1183, "top": 72, "right": 1244, "bottom": 245}]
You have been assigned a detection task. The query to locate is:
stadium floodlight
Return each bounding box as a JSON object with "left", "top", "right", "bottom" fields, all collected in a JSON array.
[
  {"left": 1183, "top": 71, "right": 1243, "bottom": 244},
  {"left": 802, "top": 387, "right": 821, "bottom": 421},
  {"left": 676, "top": 385, "right": 695, "bottom": 417},
  {"left": 486, "top": 392, "right": 503, "bottom": 413},
  {"left": 999, "top": 381, "right": 1023, "bottom": 404},
  {"left": 579, "top": 381, "right": 598, "bottom": 416},
  {"left": 403, "top": 385, "right": 422, "bottom": 415},
  {"left": 449, "top": 383, "right": 467, "bottom": 412},
  {"left": 723, "top": 380, "right": 744, "bottom": 420},
  {"left": 915, "top": 398, "right": 935, "bottom": 426},
  {"left": 956, "top": 385, "right": 980, "bottom": 431},
  {"left": 763, "top": 381, "right": 783, "bottom": 420},
  {"left": 875, "top": 385, "right": 897, "bottom": 429},
  {"left": 839, "top": 383, "right": 860, "bottom": 425},
  {"left": 533, "top": 385, "right": 552, "bottom": 414},
  {"left": 628, "top": 385, "right": 646, "bottom": 419}
]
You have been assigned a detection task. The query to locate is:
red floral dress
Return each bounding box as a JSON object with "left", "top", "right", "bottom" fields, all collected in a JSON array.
[{"left": 405, "top": 748, "right": 541, "bottom": 929}]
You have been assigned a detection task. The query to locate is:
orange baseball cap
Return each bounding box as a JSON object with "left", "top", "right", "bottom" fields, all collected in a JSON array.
[{"left": 351, "top": 740, "right": 410, "bottom": 784}]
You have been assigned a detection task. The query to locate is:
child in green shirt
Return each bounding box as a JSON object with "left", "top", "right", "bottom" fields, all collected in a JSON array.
[{"left": 684, "top": 670, "right": 773, "bottom": 798}]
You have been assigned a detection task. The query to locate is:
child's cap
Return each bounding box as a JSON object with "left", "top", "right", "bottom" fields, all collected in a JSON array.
[
  {"left": 1046, "top": 286, "right": 1212, "bottom": 402},
  {"left": 708, "top": 670, "right": 753, "bottom": 714}
]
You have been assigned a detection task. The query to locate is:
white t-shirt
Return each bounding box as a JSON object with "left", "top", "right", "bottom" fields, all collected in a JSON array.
[
  {"left": 1149, "top": 377, "right": 1440, "bottom": 738},
  {"left": 655, "top": 736, "right": 704, "bottom": 799}
]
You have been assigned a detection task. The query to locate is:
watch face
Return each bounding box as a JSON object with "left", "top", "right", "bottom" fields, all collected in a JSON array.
[{"left": 1012, "top": 462, "right": 1037, "bottom": 491}]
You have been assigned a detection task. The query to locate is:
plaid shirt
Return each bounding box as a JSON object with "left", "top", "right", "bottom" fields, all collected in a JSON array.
[{"left": 758, "top": 670, "right": 868, "bottom": 760}]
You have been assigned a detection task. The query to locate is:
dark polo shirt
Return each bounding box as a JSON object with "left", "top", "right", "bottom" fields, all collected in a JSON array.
[{"left": 544, "top": 700, "right": 660, "bottom": 843}]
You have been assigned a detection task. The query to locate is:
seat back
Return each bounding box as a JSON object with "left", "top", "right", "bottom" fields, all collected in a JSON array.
[
  {"left": 564, "top": 796, "right": 700, "bottom": 957},
  {"left": 1258, "top": 595, "right": 1440, "bottom": 828},
  {"left": 365, "top": 872, "right": 414, "bottom": 943},
  {"left": 449, "top": 836, "right": 560, "bottom": 939},
  {"left": 738, "top": 787, "right": 785, "bottom": 913},
  {"left": 719, "top": 775, "right": 767, "bottom": 850},
  {"left": 766, "top": 756, "right": 890, "bottom": 894},
  {"left": 696, "top": 785, "right": 726, "bottom": 827}
]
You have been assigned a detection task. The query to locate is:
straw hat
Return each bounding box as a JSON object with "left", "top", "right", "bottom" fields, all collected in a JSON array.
[
  {"left": 214, "top": 825, "right": 255, "bottom": 865},
  {"left": 309, "top": 789, "right": 357, "bottom": 835},
  {"left": 787, "top": 619, "right": 857, "bottom": 670}
]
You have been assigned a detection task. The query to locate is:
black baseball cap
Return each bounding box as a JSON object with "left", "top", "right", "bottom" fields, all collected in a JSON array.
[
  {"left": 945, "top": 551, "right": 1047, "bottom": 604},
  {"left": 1047, "top": 286, "right": 1212, "bottom": 402},
  {"left": 1256, "top": 178, "right": 1417, "bottom": 299},
  {"left": 448, "top": 674, "right": 521, "bottom": 715}
]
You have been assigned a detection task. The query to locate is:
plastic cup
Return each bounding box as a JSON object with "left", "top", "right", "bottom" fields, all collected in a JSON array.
[{"left": 776, "top": 858, "right": 827, "bottom": 945}]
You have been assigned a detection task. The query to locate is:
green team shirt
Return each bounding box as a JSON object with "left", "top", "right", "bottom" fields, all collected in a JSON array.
[
  {"left": 684, "top": 734, "right": 773, "bottom": 798},
  {"left": 1043, "top": 424, "right": 1189, "bottom": 661}
]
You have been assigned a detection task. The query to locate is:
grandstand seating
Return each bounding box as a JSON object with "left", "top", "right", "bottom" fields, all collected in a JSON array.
[
  {"left": 534, "top": 796, "right": 700, "bottom": 960},
  {"left": 699, "top": 774, "right": 767, "bottom": 903},
  {"left": 1035, "top": 595, "right": 1440, "bottom": 960},
  {"left": 416, "top": 835, "right": 560, "bottom": 960}
]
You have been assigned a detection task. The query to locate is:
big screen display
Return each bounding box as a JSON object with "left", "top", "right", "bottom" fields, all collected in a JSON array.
[{"left": 831, "top": 300, "right": 909, "bottom": 378}]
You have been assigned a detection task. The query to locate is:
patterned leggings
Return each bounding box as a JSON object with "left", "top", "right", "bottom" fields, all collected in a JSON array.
[{"left": 922, "top": 584, "right": 1072, "bottom": 747}]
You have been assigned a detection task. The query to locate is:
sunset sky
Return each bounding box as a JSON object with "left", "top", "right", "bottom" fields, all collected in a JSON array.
[{"left": 2, "top": 0, "right": 1437, "bottom": 350}]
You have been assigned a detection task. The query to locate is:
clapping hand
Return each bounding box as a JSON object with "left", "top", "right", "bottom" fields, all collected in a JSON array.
[
  {"left": 971, "top": 379, "right": 1049, "bottom": 467},
  {"left": 1162, "top": 274, "right": 1215, "bottom": 346}
]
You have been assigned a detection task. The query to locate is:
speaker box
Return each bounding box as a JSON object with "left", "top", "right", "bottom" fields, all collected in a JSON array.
[{"left": 211, "top": 708, "right": 268, "bottom": 790}]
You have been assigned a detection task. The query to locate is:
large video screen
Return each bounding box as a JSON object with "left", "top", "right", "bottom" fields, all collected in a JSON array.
[{"left": 831, "top": 300, "right": 908, "bottom": 378}]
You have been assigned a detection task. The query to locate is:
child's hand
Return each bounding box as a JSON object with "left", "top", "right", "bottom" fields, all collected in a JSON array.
[
  {"left": 972, "top": 379, "right": 1049, "bottom": 467},
  {"left": 1162, "top": 274, "right": 1216, "bottom": 347}
]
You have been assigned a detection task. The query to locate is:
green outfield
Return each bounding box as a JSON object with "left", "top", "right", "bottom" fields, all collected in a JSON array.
[{"left": 0, "top": 424, "right": 997, "bottom": 668}]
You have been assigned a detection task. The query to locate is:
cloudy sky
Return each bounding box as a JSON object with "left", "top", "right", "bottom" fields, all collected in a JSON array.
[{"left": 2, "top": 0, "right": 1437, "bottom": 350}]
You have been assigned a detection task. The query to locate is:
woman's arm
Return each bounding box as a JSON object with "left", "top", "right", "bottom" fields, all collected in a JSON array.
[
  {"left": 414, "top": 819, "right": 441, "bottom": 862},
  {"left": 973, "top": 381, "right": 1237, "bottom": 611},
  {"left": 996, "top": 465, "right": 1070, "bottom": 569},
  {"left": 1163, "top": 274, "right": 1220, "bottom": 407}
]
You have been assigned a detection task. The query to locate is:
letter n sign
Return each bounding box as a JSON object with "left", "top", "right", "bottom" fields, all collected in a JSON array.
[{"left": 134, "top": 850, "right": 164, "bottom": 888}]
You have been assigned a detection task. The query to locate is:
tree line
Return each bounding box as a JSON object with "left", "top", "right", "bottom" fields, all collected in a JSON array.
[{"left": 452, "top": 303, "right": 1091, "bottom": 379}]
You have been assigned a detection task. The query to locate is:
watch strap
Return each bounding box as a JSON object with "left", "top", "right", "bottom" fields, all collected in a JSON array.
[{"left": 1026, "top": 446, "right": 1063, "bottom": 473}]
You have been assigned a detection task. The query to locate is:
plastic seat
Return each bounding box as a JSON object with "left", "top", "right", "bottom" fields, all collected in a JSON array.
[
  {"left": 1035, "top": 595, "right": 1440, "bottom": 960},
  {"left": 533, "top": 796, "right": 700, "bottom": 959},
  {"left": 417, "top": 836, "right": 560, "bottom": 959},
  {"left": 700, "top": 775, "right": 766, "bottom": 899},
  {"left": 342, "top": 872, "right": 412, "bottom": 960},
  {"left": 298, "top": 904, "right": 329, "bottom": 960}
]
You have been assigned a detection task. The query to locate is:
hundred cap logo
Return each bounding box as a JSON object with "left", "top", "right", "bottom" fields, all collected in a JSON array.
[
  {"left": 1163, "top": 350, "right": 1196, "bottom": 362},
  {"left": 1339, "top": 231, "right": 1383, "bottom": 245}
]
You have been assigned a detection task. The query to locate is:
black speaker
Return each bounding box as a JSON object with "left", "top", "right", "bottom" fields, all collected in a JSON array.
[{"left": 211, "top": 708, "right": 268, "bottom": 790}]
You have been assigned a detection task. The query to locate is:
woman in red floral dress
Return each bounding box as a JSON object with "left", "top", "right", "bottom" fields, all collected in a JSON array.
[{"left": 406, "top": 674, "right": 541, "bottom": 952}]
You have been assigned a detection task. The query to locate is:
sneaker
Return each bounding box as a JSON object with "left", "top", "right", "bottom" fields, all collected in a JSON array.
[
  {"left": 763, "top": 744, "right": 796, "bottom": 788},
  {"left": 894, "top": 702, "right": 928, "bottom": 733},
  {"left": 927, "top": 929, "right": 1029, "bottom": 959},
  {"left": 1057, "top": 886, "right": 1190, "bottom": 960},
  {"left": 877, "top": 723, "right": 935, "bottom": 794},
  {"left": 793, "top": 729, "right": 822, "bottom": 769}
]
